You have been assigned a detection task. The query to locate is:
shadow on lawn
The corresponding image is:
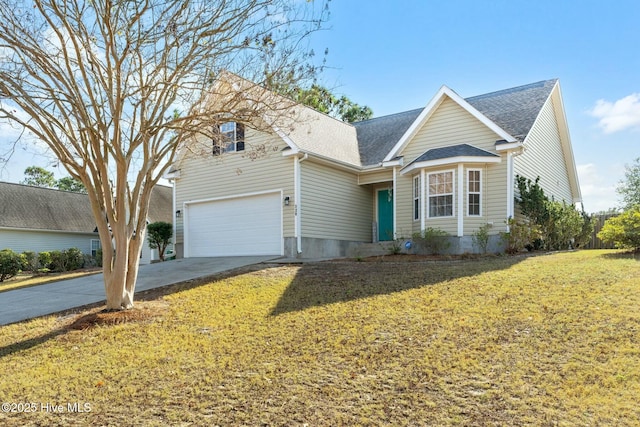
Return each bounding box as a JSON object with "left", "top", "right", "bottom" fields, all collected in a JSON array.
[
  {"left": 598, "top": 250, "right": 640, "bottom": 261},
  {"left": 0, "top": 264, "right": 269, "bottom": 358},
  {"left": 270, "top": 255, "right": 526, "bottom": 316}
]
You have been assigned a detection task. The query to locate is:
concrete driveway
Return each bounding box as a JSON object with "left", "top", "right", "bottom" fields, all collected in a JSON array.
[{"left": 0, "top": 256, "right": 277, "bottom": 326}]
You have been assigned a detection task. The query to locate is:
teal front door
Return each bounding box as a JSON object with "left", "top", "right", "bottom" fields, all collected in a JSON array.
[{"left": 377, "top": 189, "right": 394, "bottom": 241}]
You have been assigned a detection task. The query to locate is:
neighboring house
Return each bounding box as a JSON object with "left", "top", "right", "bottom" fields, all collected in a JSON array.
[
  {"left": 169, "top": 79, "right": 581, "bottom": 258},
  {"left": 0, "top": 182, "right": 173, "bottom": 264}
]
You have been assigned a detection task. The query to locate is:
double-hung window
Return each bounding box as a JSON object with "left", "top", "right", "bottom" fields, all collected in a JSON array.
[
  {"left": 468, "top": 169, "right": 481, "bottom": 216},
  {"left": 428, "top": 171, "right": 454, "bottom": 217},
  {"left": 413, "top": 175, "right": 420, "bottom": 221},
  {"left": 213, "top": 122, "right": 245, "bottom": 155}
]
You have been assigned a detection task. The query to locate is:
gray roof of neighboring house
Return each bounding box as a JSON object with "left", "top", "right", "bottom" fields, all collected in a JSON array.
[
  {"left": 465, "top": 79, "right": 557, "bottom": 141},
  {"left": 353, "top": 79, "right": 557, "bottom": 165},
  {"left": 411, "top": 144, "right": 500, "bottom": 164},
  {"left": 0, "top": 182, "right": 172, "bottom": 233}
]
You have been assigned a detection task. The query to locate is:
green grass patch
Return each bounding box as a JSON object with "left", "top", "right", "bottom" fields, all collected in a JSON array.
[{"left": 1, "top": 250, "right": 639, "bottom": 425}]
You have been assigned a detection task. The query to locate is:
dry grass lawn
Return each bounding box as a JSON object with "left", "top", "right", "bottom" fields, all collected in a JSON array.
[{"left": 0, "top": 250, "right": 639, "bottom": 426}]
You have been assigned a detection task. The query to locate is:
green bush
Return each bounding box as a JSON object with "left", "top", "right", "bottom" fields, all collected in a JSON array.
[
  {"left": 0, "top": 248, "right": 25, "bottom": 282},
  {"left": 48, "top": 248, "right": 85, "bottom": 272},
  {"left": 38, "top": 251, "right": 52, "bottom": 270},
  {"left": 597, "top": 208, "right": 640, "bottom": 251},
  {"left": 472, "top": 224, "right": 491, "bottom": 254},
  {"left": 21, "top": 251, "right": 38, "bottom": 272},
  {"left": 65, "top": 247, "right": 84, "bottom": 270},
  {"left": 501, "top": 218, "right": 541, "bottom": 254},
  {"left": 413, "top": 227, "right": 451, "bottom": 255},
  {"left": 147, "top": 221, "right": 173, "bottom": 261},
  {"left": 516, "top": 174, "right": 594, "bottom": 250}
]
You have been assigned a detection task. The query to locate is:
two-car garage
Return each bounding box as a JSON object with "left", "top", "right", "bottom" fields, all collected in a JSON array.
[{"left": 183, "top": 191, "right": 283, "bottom": 257}]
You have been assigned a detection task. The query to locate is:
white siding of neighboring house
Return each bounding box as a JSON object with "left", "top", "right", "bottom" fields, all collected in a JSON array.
[
  {"left": 173, "top": 128, "right": 295, "bottom": 253},
  {"left": 396, "top": 97, "right": 509, "bottom": 238},
  {"left": 0, "top": 229, "right": 98, "bottom": 255},
  {"left": 300, "top": 160, "right": 372, "bottom": 242},
  {"left": 514, "top": 96, "right": 573, "bottom": 204}
]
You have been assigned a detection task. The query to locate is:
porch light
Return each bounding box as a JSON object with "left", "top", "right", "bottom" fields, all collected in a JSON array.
[
  {"left": 175, "top": 209, "right": 181, "bottom": 218},
  {"left": 284, "top": 196, "right": 290, "bottom": 206}
]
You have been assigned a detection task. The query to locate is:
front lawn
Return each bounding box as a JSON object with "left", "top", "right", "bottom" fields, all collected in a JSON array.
[{"left": 1, "top": 250, "right": 639, "bottom": 426}]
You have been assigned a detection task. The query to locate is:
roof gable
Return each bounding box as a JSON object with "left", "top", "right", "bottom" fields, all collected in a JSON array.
[{"left": 382, "top": 86, "right": 518, "bottom": 162}]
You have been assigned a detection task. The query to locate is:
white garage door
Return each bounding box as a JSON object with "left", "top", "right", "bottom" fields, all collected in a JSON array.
[{"left": 185, "top": 192, "right": 282, "bottom": 257}]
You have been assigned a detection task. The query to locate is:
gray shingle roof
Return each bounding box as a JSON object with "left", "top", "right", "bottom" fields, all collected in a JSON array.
[
  {"left": 465, "top": 79, "right": 557, "bottom": 141},
  {"left": 410, "top": 143, "right": 499, "bottom": 165},
  {"left": 353, "top": 79, "right": 557, "bottom": 166},
  {"left": 0, "top": 182, "right": 172, "bottom": 232},
  {"left": 353, "top": 108, "right": 423, "bottom": 166}
]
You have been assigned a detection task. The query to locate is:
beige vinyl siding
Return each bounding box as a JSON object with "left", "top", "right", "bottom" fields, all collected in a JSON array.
[
  {"left": 174, "top": 128, "right": 294, "bottom": 245},
  {"left": 395, "top": 173, "right": 415, "bottom": 238},
  {"left": 0, "top": 229, "right": 97, "bottom": 255},
  {"left": 401, "top": 98, "right": 502, "bottom": 162},
  {"left": 515, "top": 97, "right": 573, "bottom": 204},
  {"left": 301, "top": 160, "right": 372, "bottom": 241},
  {"left": 358, "top": 169, "right": 393, "bottom": 185},
  {"left": 463, "top": 162, "right": 509, "bottom": 235},
  {"left": 397, "top": 97, "right": 508, "bottom": 237}
]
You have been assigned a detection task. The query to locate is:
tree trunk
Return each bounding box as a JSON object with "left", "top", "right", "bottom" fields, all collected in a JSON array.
[{"left": 103, "top": 230, "right": 144, "bottom": 310}]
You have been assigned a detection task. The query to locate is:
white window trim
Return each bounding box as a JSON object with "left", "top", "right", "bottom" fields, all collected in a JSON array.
[
  {"left": 467, "top": 168, "right": 482, "bottom": 217},
  {"left": 413, "top": 175, "right": 420, "bottom": 221},
  {"left": 215, "top": 122, "right": 245, "bottom": 154},
  {"left": 427, "top": 169, "right": 455, "bottom": 218},
  {"left": 90, "top": 239, "right": 101, "bottom": 257}
]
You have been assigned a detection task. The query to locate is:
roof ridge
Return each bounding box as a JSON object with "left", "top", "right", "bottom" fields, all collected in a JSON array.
[
  {"left": 465, "top": 79, "right": 558, "bottom": 101},
  {"left": 354, "top": 107, "right": 424, "bottom": 125},
  {"left": 0, "top": 180, "right": 84, "bottom": 195}
]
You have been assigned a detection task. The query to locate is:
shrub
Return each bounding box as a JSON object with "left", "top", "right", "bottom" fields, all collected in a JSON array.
[
  {"left": 516, "top": 174, "right": 593, "bottom": 250},
  {"left": 38, "top": 251, "right": 52, "bottom": 270},
  {"left": 413, "top": 227, "right": 450, "bottom": 255},
  {"left": 21, "top": 251, "right": 38, "bottom": 272},
  {"left": 147, "top": 221, "right": 173, "bottom": 261},
  {"left": 65, "top": 247, "right": 84, "bottom": 271},
  {"left": 0, "top": 249, "right": 25, "bottom": 282},
  {"left": 95, "top": 248, "right": 103, "bottom": 267},
  {"left": 472, "top": 224, "right": 491, "bottom": 254},
  {"left": 597, "top": 207, "right": 640, "bottom": 251},
  {"left": 48, "top": 248, "right": 84, "bottom": 272},
  {"left": 501, "top": 218, "right": 541, "bottom": 254}
]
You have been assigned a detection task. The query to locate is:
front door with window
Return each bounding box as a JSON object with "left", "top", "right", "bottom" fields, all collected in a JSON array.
[{"left": 377, "top": 189, "right": 394, "bottom": 241}]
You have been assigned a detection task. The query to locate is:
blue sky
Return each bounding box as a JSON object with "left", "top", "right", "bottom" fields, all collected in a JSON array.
[
  {"left": 1, "top": 0, "right": 639, "bottom": 213},
  {"left": 306, "top": 0, "right": 640, "bottom": 213}
]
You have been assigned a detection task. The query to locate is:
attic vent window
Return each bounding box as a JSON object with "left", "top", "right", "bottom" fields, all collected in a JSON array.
[{"left": 213, "top": 122, "right": 245, "bottom": 155}]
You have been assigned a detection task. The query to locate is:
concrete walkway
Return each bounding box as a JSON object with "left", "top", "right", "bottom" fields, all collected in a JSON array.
[{"left": 0, "top": 256, "right": 277, "bottom": 326}]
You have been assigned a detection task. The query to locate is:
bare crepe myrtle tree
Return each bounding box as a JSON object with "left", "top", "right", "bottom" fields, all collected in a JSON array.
[{"left": 0, "top": 0, "right": 328, "bottom": 310}]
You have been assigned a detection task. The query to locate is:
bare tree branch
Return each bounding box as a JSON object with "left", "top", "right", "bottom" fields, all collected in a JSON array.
[{"left": 0, "top": 0, "right": 328, "bottom": 309}]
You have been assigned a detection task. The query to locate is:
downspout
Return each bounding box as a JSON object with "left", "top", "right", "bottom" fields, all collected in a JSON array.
[
  {"left": 393, "top": 166, "right": 397, "bottom": 239},
  {"left": 457, "top": 164, "right": 464, "bottom": 237},
  {"left": 506, "top": 148, "right": 524, "bottom": 230},
  {"left": 420, "top": 169, "right": 426, "bottom": 231},
  {"left": 294, "top": 153, "right": 307, "bottom": 254},
  {"left": 172, "top": 179, "right": 177, "bottom": 257}
]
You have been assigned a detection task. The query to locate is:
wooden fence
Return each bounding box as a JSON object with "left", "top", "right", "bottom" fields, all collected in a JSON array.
[{"left": 585, "top": 214, "right": 617, "bottom": 249}]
